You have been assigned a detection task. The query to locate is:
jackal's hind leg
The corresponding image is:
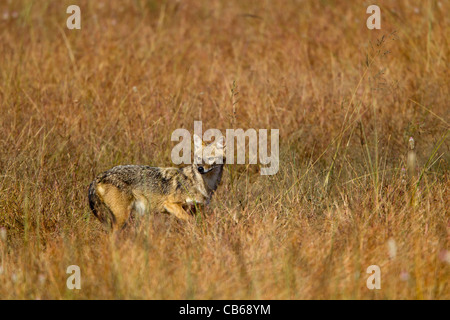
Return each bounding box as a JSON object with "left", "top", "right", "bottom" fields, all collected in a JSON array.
[{"left": 97, "top": 183, "right": 134, "bottom": 232}]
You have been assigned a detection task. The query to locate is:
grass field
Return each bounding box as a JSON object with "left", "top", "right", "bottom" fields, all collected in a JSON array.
[{"left": 0, "top": 0, "right": 448, "bottom": 299}]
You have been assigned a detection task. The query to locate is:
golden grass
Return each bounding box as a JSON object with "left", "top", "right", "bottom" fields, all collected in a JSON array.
[{"left": 0, "top": 0, "right": 448, "bottom": 299}]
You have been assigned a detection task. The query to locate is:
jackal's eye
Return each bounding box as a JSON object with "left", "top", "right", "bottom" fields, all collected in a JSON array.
[
  {"left": 207, "top": 157, "right": 214, "bottom": 164},
  {"left": 195, "top": 156, "right": 203, "bottom": 164},
  {"left": 197, "top": 166, "right": 204, "bottom": 173}
]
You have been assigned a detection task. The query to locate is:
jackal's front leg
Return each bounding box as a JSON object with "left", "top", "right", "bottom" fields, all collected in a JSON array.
[{"left": 163, "top": 202, "right": 192, "bottom": 221}]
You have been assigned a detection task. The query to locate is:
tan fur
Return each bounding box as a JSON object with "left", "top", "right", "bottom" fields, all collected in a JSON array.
[
  {"left": 96, "top": 183, "right": 134, "bottom": 229},
  {"left": 88, "top": 136, "right": 226, "bottom": 231}
]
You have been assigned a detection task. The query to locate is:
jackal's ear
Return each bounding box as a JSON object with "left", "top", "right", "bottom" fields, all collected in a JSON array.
[
  {"left": 216, "top": 136, "right": 226, "bottom": 150},
  {"left": 193, "top": 134, "right": 203, "bottom": 150}
]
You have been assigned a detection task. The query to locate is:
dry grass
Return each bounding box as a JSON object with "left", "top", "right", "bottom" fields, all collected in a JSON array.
[{"left": 0, "top": 0, "right": 448, "bottom": 299}]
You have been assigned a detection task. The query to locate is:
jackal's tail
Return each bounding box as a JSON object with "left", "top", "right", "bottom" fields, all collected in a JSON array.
[{"left": 88, "top": 179, "right": 116, "bottom": 229}]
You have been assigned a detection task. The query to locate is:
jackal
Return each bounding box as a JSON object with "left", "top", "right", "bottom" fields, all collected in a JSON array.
[{"left": 88, "top": 135, "right": 226, "bottom": 231}]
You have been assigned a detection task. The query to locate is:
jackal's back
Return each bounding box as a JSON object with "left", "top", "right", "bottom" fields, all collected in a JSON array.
[{"left": 93, "top": 165, "right": 180, "bottom": 194}]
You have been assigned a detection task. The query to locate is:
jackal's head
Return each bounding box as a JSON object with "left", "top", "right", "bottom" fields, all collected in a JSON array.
[{"left": 193, "top": 134, "right": 226, "bottom": 175}]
